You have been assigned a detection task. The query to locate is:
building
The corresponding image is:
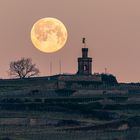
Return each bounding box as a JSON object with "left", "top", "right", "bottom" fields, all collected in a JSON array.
[
  {"left": 77, "top": 47, "right": 92, "bottom": 75},
  {"left": 49, "top": 39, "right": 102, "bottom": 89}
]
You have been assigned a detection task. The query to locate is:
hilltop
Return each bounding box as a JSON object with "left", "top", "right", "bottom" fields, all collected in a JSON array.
[{"left": 0, "top": 76, "right": 140, "bottom": 139}]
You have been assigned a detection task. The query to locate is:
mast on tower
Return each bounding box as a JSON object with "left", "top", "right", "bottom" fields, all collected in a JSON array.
[{"left": 77, "top": 37, "right": 93, "bottom": 75}]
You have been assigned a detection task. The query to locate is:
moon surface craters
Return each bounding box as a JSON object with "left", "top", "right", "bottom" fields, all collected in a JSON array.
[
  {"left": 31, "top": 17, "right": 68, "bottom": 53},
  {"left": 34, "top": 20, "right": 66, "bottom": 45}
]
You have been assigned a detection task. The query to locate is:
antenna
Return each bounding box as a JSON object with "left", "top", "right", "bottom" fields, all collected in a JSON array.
[
  {"left": 105, "top": 68, "right": 107, "bottom": 74},
  {"left": 59, "top": 60, "right": 62, "bottom": 74},
  {"left": 50, "top": 61, "right": 52, "bottom": 76},
  {"left": 82, "top": 37, "right": 86, "bottom": 48}
]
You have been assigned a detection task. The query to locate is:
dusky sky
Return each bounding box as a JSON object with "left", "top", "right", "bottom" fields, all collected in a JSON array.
[{"left": 0, "top": 0, "right": 140, "bottom": 82}]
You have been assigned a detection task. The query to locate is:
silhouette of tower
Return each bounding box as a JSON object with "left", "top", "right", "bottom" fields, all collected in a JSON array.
[{"left": 77, "top": 38, "right": 92, "bottom": 75}]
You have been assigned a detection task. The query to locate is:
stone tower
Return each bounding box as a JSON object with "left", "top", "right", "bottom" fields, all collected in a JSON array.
[{"left": 77, "top": 39, "right": 92, "bottom": 75}]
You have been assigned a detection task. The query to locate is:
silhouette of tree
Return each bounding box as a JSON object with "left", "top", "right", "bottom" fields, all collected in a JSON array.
[{"left": 9, "top": 58, "right": 39, "bottom": 78}]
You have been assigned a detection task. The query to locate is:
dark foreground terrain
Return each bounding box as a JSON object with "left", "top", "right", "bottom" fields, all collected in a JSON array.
[{"left": 0, "top": 78, "right": 140, "bottom": 140}]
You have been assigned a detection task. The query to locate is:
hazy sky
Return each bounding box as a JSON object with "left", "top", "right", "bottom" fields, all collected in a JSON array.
[{"left": 0, "top": 0, "right": 140, "bottom": 82}]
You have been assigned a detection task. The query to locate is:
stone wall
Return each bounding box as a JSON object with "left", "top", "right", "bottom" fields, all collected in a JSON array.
[
  {"left": 58, "top": 74, "right": 102, "bottom": 82},
  {"left": 73, "top": 89, "right": 128, "bottom": 96},
  {"left": 0, "top": 118, "right": 58, "bottom": 126}
]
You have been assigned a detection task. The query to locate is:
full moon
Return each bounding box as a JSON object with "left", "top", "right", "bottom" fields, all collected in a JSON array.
[{"left": 31, "top": 17, "right": 68, "bottom": 53}]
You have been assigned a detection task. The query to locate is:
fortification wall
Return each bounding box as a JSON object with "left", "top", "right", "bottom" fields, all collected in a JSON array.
[
  {"left": 0, "top": 118, "right": 58, "bottom": 126},
  {"left": 73, "top": 89, "right": 128, "bottom": 96},
  {"left": 58, "top": 75, "right": 102, "bottom": 82}
]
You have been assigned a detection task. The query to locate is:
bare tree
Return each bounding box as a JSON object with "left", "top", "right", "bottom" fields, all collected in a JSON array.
[{"left": 9, "top": 58, "right": 39, "bottom": 78}]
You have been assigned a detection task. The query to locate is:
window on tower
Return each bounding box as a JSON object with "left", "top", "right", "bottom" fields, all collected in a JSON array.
[{"left": 84, "top": 65, "right": 87, "bottom": 71}]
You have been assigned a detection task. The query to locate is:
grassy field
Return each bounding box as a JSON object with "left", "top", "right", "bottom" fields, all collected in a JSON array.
[
  {"left": 0, "top": 126, "right": 140, "bottom": 140},
  {"left": 0, "top": 93, "right": 140, "bottom": 140},
  {"left": 0, "top": 78, "right": 140, "bottom": 139}
]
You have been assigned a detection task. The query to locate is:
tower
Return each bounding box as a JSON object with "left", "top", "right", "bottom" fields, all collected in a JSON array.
[{"left": 77, "top": 38, "right": 92, "bottom": 75}]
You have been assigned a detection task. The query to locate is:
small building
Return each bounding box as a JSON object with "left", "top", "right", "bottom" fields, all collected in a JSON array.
[
  {"left": 77, "top": 47, "right": 92, "bottom": 75},
  {"left": 48, "top": 39, "right": 103, "bottom": 89}
]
